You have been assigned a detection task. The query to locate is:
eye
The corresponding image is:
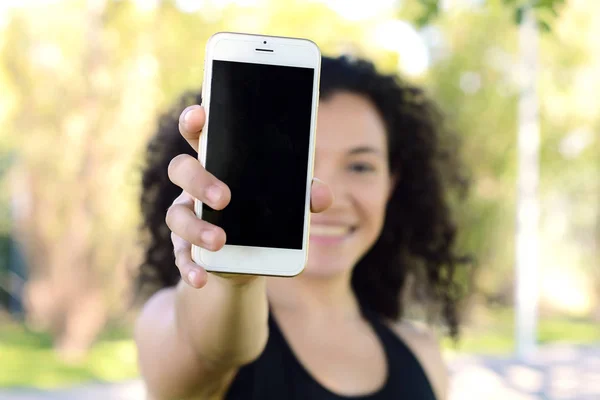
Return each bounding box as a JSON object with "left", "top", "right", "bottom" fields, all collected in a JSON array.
[{"left": 348, "top": 162, "right": 376, "bottom": 173}]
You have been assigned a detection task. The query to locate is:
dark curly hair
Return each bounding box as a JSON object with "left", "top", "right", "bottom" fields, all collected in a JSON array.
[{"left": 136, "top": 55, "right": 470, "bottom": 338}]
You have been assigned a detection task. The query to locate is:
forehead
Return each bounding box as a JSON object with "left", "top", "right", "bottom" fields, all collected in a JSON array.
[{"left": 315, "top": 92, "right": 388, "bottom": 154}]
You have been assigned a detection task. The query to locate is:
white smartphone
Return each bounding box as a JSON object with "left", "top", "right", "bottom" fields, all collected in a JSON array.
[{"left": 191, "top": 32, "right": 321, "bottom": 277}]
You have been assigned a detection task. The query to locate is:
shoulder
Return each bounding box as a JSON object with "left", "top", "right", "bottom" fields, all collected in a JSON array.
[{"left": 388, "top": 320, "right": 448, "bottom": 400}]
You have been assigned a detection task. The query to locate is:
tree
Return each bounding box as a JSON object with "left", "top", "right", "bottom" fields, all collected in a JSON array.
[{"left": 2, "top": 0, "right": 165, "bottom": 358}]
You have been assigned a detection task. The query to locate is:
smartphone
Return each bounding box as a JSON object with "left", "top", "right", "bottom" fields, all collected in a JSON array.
[{"left": 191, "top": 32, "right": 321, "bottom": 277}]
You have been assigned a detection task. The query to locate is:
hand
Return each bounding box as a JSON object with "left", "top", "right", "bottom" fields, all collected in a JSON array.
[{"left": 165, "top": 105, "right": 333, "bottom": 289}]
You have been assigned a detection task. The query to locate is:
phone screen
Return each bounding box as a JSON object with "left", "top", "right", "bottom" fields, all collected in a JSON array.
[{"left": 203, "top": 60, "right": 315, "bottom": 250}]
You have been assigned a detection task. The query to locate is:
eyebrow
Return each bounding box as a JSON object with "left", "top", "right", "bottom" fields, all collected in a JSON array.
[{"left": 348, "top": 146, "right": 382, "bottom": 155}]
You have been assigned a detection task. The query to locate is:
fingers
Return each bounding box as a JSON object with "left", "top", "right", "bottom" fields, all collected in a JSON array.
[
  {"left": 310, "top": 177, "right": 333, "bottom": 213},
  {"left": 166, "top": 194, "right": 227, "bottom": 252},
  {"left": 168, "top": 154, "right": 231, "bottom": 211},
  {"left": 178, "top": 105, "right": 206, "bottom": 153},
  {"left": 167, "top": 192, "right": 227, "bottom": 289},
  {"left": 172, "top": 233, "right": 208, "bottom": 289}
]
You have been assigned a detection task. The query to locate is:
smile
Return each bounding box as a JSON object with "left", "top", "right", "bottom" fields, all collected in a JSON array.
[
  {"left": 309, "top": 224, "right": 356, "bottom": 244},
  {"left": 310, "top": 224, "right": 350, "bottom": 236}
]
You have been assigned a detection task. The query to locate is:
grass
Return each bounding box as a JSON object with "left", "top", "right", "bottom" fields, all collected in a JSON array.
[
  {"left": 442, "top": 307, "right": 600, "bottom": 356},
  {"left": 0, "top": 322, "right": 139, "bottom": 389},
  {"left": 1, "top": 308, "right": 598, "bottom": 389}
]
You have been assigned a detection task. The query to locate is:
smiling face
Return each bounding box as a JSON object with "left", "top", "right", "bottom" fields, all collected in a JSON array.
[{"left": 306, "top": 91, "right": 393, "bottom": 278}]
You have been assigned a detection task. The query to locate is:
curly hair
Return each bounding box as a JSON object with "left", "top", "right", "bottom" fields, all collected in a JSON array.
[{"left": 136, "top": 55, "right": 470, "bottom": 338}]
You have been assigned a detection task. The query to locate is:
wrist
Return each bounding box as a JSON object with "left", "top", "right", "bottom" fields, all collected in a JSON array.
[{"left": 211, "top": 272, "right": 264, "bottom": 287}]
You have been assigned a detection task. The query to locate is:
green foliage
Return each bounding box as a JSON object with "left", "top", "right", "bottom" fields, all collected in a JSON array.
[
  {"left": 415, "top": 0, "right": 565, "bottom": 32},
  {"left": 414, "top": 0, "right": 440, "bottom": 27},
  {"left": 442, "top": 307, "right": 600, "bottom": 355},
  {"left": 419, "top": 6, "right": 520, "bottom": 299},
  {"left": 412, "top": 0, "right": 600, "bottom": 310},
  {"left": 0, "top": 322, "right": 138, "bottom": 388}
]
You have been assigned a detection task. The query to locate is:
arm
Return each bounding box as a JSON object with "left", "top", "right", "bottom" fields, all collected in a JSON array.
[
  {"left": 135, "top": 105, "right": 333, "bottom": 400},
  {"left": 135, "top": 275, "right": 269, "bottom": 400}
]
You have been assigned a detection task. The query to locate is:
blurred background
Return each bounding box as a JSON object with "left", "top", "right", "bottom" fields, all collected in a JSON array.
[{"left": 0, "top": 0, "right": 598, "bottom": 399}]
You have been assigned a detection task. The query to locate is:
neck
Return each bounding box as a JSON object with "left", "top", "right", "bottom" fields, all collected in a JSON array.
[{"left": 266, "top": 271, "right": 362, "bottom": 321}]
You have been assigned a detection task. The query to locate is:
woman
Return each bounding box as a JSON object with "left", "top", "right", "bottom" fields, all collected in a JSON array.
[{"left": 135, "top": 55, "right": 468, "bottom": 400}]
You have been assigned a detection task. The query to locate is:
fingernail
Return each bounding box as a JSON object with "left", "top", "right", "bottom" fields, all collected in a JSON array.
[
  {"left": 201, "top": 229, "right": 216, "bottom": 244},
  {"left": 313, "top": 177, "right": 324, "bottom": 185},
  {"left": 206, "top": 185, "right": 222, "bottom": 204},
  {"left": 182, "top": 107, "right": 196, "bottom": 125},
  {"left": 188, "top": 270, "right": 198, "bottom": 287}
]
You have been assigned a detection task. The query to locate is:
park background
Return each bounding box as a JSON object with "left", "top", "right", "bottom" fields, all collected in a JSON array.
[{"left": 0, "top": 0, "right": 598, "bottom": 398}]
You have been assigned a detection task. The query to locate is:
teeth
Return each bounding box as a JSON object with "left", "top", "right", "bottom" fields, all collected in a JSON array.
[{"left": 310, "top": 225, "right": 350, "bottom": 236}]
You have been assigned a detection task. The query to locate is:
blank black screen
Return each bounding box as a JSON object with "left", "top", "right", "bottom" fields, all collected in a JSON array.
[{"left": 202, "top": 60, "right": 314, "bottom": 250}]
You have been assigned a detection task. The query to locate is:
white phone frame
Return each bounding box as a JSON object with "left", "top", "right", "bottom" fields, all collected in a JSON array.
[{"left": 191, "top": 32, "right": 321, "bottom": 277}]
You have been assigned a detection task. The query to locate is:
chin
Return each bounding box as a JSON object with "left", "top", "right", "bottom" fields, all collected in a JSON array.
[{"left": 302, "top": 255, "right": 354, "bottom": 279}]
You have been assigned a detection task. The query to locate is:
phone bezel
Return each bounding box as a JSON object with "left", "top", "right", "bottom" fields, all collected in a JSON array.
[{"left": 192, "top": 32, "right": 321, "bottom": 277}]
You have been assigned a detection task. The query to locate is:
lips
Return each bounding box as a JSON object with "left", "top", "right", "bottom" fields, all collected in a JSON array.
[{"left": 309, "top": 221, "right": 357, "bottom": 246}]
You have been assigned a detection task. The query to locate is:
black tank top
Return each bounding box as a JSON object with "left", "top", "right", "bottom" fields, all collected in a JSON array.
[{"left": 225, "top": 305, "right": 437, "bottom": 399}]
